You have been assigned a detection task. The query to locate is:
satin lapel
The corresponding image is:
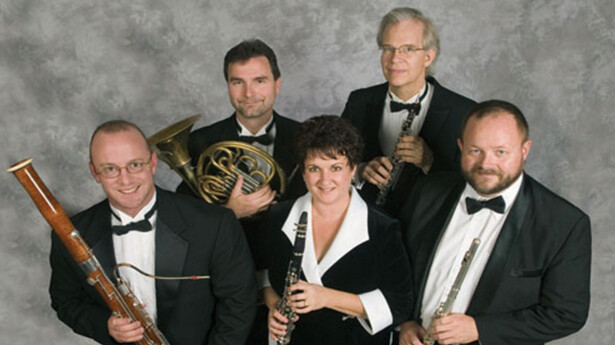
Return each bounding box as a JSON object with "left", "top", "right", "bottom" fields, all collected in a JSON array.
[
  {"left": 420, "top": 78, "right": 450, "bottom": 143},
  {"left": 154, "top": 190, "right": 189, "bottom": 318},
  {"left": 414, "top": 180, "right": 465, "bottom": 318},
  {"left": 272, "top": 113, "right": 297, "bottom": 176},
  {"left": 364, "top": 85, "right": 387, "bottom": 157},
  {"left": 89, "top": 203, "right": 117, "bottom": 281},
  {"left": 466, "top": 177, "right": 531, "bottom": 315},
  {"left": 223, "top": 114, "right": 241, "bottom": 141}
]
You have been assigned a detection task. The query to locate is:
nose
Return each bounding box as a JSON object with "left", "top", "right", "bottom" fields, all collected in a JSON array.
[
  {"left": 319, "top": 169, "right": 333, "bottom": 183},
  {"left": 478, "top": 152, "right": 496, "bottom": 169},
  {"left": 117, "top": 167, "right": 132, "bottom": 184},
  {"left": 244, "top": 83, "right": 255, "bottom": 98},
  {"left": 390, "top": 49, "right": 404, "bottom": 62}
]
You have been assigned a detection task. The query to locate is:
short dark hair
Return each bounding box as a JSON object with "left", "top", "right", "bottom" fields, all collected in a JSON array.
[
  {"left": 294, "top": 115, "right": 364, "bottom": 171},
  {"left": 223, "top": 39, "right": 281, "bottom": 81},
  {"left": 461, "top": 100, "right": 530, "bottom": 141},
  {"left": 89, "top": 120, "right": 150, "bottom": 161}
]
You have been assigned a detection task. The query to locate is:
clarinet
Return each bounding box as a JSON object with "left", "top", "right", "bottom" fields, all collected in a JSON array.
[
  {"left": 276, "top": 211, "right": 308, "bottom": 345},
  {"left": 423, "top": 238, "right": 481, "bottom": 345},
  {"left": 7, "top": 158, "right": 170, "bottom": 345},
  {"left": 375, "top": 106, "right": 419, "bottom": 207}
]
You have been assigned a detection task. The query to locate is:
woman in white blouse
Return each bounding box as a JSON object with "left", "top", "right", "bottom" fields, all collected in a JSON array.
[{"left": 262, "top": 115, "right": 412, "bottom": 345}]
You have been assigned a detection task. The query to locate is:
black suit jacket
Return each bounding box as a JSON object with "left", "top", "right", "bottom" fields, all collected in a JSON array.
[
  {"left": 341, "top": 77, "right": 475, "bottom": 213},
  {"left": 399, "top": 173, "right": 591, "bottom": 345},
  {"left": 177, "top": 112, "right": 306, "bottom": 271},
  {"left": 49, "top": 187, "right": 257, "bottom": 345},
  {"left": 178, "top": 112, "right": 305, "bottom": 201},
  {"left": 265, "top": 198, "right": 413, "bottom": 345}
]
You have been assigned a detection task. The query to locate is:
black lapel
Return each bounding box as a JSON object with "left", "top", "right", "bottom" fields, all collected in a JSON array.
[
  {"left": 413, "top": 179, "right": 465, "bottom": 319},
  {"left": 223, "top": 114, "right": 241, "bottom": 141},
  {"left": 272, "top": 112, "right": 298, "bottom": 176},
  {"left": 419, "top": 77, "right": 451, "bottom": 144},
  {"left": 88, "top": 203, "right": 118, "bottom": 282},
  {"left": 154, "top": 189, "right": 189, "bottom": 324},
  {"left": 466, "top": 176, "right": 531, "bottom": 315},
  {"left": 364, "top": 84, "right": 388, "bottom": 158}
]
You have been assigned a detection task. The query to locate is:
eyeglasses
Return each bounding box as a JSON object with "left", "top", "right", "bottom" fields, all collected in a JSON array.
[
  {"left": 380, "top": 45, "right": 425, "bottom": 57},
  {"left": 94, "top": 156, "right": 152, "bottom": 178}
]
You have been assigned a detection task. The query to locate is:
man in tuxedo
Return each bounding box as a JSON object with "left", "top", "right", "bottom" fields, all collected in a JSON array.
[
  {"left": 177, "top": 39, "right": 304, "bottom": 345},
  {"left": 341, "top": 7, "right": 475, "bottom": 213},
  {"left": 49, "top": 120, "right": 256, "bottom": 345},
  {"left": 398, "top": 100, "right": 591, "bottom": 345},
  {"left": 178, "top": 39, "right": 304, "bottom": 217}
]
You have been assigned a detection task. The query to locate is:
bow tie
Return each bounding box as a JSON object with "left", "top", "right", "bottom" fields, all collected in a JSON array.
[
  {"left": 389, "top": 83, "right": 429, "bottom": 114},
  {"left": 235, "top": 117, "right": 275, "bottom": 146},
  {"left": 111, "top": 205, "right": 157, "bottom": 236},
  {"left": 237, "top": 133, "right": 273, "bottom": 146},
  {"left": 390, "top": 101, "right": 421, "bottom": 114},
  {"left": 466, "top": 196, "right": 506, "bottom": 214}
]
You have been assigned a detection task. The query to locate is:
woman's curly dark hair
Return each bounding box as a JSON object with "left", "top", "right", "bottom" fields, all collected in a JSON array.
[{"left": 294, "top": 115, "right": 364, "bottom": 170}]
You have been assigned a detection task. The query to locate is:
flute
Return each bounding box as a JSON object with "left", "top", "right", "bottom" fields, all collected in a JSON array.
[{"left": 423, "top": 238, "right": 481, "bottom": 345}]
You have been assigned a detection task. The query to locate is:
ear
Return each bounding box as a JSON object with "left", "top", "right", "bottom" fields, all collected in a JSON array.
[
  {"left": 150, "top": 152, "right": 158, "bottom": 175},
  {"left": 350, "top": 164, "right": 357, "bottom": 177},
  {"left": 424, "top": 48, "right": 436, "bottom": 68},
  {"left": 89, "top": 162, "right": 101, "bottom": 183},
  {"left": 521, "top": 139, "right": 532, "bottom": 161},
  {"left": 457, "top": 138, "right": 464, "bottom": 152},
  {"left": 275, "top": 77, "right": 281, "bottom": 95}
]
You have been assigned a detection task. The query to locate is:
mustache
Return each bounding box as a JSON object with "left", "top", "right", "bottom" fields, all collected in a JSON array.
[
  {"left": 472, "top": 167, "right": 502, "bottom": 176},
  {"left": 240, "top": 97, "right": 264, "bottom": 102}
]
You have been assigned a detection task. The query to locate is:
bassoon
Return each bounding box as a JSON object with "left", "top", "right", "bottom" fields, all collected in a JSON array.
[{"left": 7, "top": 158, "right": 170, "bottom": 345}]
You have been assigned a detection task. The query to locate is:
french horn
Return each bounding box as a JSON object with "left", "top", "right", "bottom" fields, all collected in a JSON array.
[{"left": 148, "top": 115, "right": 286, "bottom": 204}]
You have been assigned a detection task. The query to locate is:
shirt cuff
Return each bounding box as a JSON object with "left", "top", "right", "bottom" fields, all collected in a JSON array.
[
  {"left": 257, "top": 269, "right": 271, "bottom": 289},
  {"left": 353, "top": 162, "right": 367, "bottom": 190},
  {"left": 357, "top": 289, "right": 393, "bottom": 335}
]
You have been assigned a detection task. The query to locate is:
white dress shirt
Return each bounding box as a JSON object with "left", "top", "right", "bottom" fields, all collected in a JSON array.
[
  {"left": 420, "top": 174, "right": 524, "bottom": 332},
  {"left": 266, "top": 188, "right": 393, "bottom": 335},
  {"left": 236, "top": 115, "right": 275, "bottom": 156},
  {"left": 110, "top": 194, "right": 157, "bottom": 322},
  {"left": 378, "top": 81, "right": 434, "bottom": 157},
  {"left": 354, "top": 81, "right": 434, "bottom": 189}
]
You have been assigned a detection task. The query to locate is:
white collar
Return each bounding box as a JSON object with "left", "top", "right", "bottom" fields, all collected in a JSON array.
[
  {"left": 462, "top": 173, "right": 524, "bottom": 214},
  {"left": 235, "top": 115, "right": 274, "bottom": 136},
  {"left": 388, "top": 82, "right": 428, "bottom": 104},
  {"left": 282, "top": 188, "right": 369, "bottom": 285}
]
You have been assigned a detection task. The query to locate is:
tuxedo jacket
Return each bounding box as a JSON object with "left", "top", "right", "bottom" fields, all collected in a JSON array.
[
  {"left": 341, "top": 77, "right": 475, "bottom": 212},
  {"left": 49, "top": 187, "right": 257, "bottom": 345},
  {"left": 265, "top": 192, "right": 413, "bottom": 345},
  {"left": 177, "top": 112, "right": 306, "bottom": 272},
  {"left": 178, "top": 112, "right": 306, "bottom": 201},
  {"left": 399, "top": 173, "right": 591, "bottom": 345}
]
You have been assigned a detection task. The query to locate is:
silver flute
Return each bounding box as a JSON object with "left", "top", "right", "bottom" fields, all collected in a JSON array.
[{"left": 423, "top": 238, "right": 481, "bottom": 345}]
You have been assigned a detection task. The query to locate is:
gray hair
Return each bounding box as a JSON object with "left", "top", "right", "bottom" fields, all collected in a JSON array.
[{"left": 377, "top": 7, "right": 440, "bottom": 75}]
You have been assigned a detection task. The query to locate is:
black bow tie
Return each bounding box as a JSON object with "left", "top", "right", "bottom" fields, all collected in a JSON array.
[
  {"left": 389, "top": 83, "right": 429, "bottom": 114},
  {"left": 466, "top": 196, "right": 506, "bottom": 214},
  {"left": 111, "top": 205, "right": 157, "bottom": 236},
  {"left": 235, "top": 117, "right": 275, "bottom": 146},
  {"left": 390, "top": 101, "right": 421, "bottom": 114},
  {"left": 237, "top": 133, "right": 273, "bottom": 146}
]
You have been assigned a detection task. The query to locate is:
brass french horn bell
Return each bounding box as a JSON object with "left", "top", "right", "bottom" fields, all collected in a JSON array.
[{"left": 148, "top": 115, "right": 286, "bottom": 204}]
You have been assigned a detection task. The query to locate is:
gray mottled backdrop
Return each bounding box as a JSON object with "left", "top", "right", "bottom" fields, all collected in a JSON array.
[{"left": 1, "top": 0, "right": 613, "bottom": 344}]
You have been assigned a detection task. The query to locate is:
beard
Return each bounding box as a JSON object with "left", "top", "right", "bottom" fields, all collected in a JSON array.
[{"left": 462, "top": 166, "right": 522, "bottom": 196}]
